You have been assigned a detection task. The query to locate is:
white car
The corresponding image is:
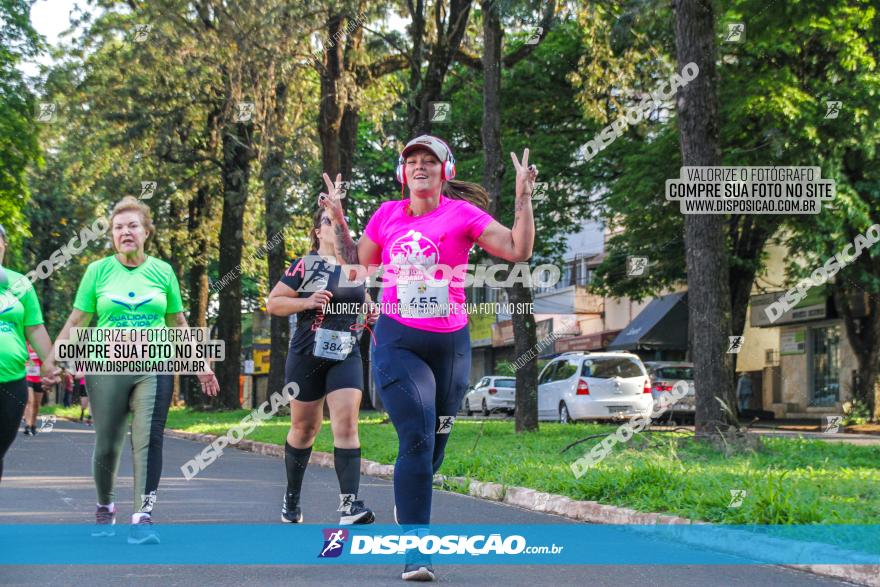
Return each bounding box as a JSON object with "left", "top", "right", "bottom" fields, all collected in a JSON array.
[
  {"left": 463, "top": 376, "right": 516, "bottom": 416},
  {"left": 537, "top": 352, "right": 654, "bottom": 423}
]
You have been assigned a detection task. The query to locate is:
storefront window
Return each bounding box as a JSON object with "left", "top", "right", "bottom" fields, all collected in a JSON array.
[{"left": 809, "top": 325, "right": 840, "bottom": 407}]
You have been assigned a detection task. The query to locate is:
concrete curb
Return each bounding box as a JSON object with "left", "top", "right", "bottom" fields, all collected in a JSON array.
[{"left": 162, "top": 426, "right": 878, "bottom": 586}]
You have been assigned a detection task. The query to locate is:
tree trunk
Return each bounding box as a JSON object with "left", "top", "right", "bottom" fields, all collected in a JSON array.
[
  {"left": 674, "top": 0, "right": 733, "bottom": 436},
  {"left": 263, "top": 81, "right": 292, "bottom": 402},
  {"left": 509, "top": 280, "right": 539, "bottom": 432},
  {"left": 339, "top": 105, "right": 359, "bottom": 195},
  {"left": 406, "top": 0, "right": 473, "bottom": 136},
  {"left": 834, "top": 284, "right": 880, "bottom": 417},
  {"left": 185, "top": 185, "right": 211, "bottom": 409},
  {"left": 727, "top": 220, "right": 771, "bottom": 413},
  {"left": 216, "top": 121, "right": 253, "bottom": 409},
  {"left": 318, "top": 12, "right": 346, "bottom": 181},
  {"left": 478, "top": 0, "right": 538, "bottom": 432}
]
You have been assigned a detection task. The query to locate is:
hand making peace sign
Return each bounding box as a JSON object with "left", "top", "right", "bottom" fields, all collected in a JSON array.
[
  {"left": 317, "top": 172, "right": 346, "bottom": 224},
  {"left": 510, "top": 148, "right": 538, "bottom": 201}
]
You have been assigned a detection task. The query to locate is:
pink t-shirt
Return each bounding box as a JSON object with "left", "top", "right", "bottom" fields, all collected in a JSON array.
[{"left": 364, "top": 195, "right": 493, "bottom": 333}]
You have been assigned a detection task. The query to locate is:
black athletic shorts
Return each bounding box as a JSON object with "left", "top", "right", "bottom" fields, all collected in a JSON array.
[
  {"left": 284, "top": 349, "right": 364, "bottom": 402},
  {"left": 27, "top": 381, "right": 43, "bottom": 394}
]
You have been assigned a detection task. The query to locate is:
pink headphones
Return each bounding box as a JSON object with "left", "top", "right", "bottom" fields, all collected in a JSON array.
[{"left": 396, "top": 136, "right": 457, "bottom": 185}]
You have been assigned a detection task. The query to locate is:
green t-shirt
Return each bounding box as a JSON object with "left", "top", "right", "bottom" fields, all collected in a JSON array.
[
  {"left": 0, "top": 266, "right": 44, "bottom": 383},
  {"left": 74, "top": 256, "right": 183, "bottom": 329}
]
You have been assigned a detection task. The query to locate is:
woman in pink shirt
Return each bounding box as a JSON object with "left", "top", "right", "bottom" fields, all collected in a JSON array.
[
  {"left": 22, "top": 343, "right": 44, "bottom": 436},
  {"left": 320, "top": 135, "right": 536, "bottom": 581}
]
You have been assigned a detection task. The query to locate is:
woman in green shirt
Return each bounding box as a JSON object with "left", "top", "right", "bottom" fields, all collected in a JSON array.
[
  {"left": 54, "top": 197, "right": 219, "bottom": 544},
  {"left": 0, "top": 224, "right": 59, "bottom": 483}
]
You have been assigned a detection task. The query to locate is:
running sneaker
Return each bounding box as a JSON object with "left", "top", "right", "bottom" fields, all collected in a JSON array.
[
  {"left": 22, "top": 426, "right": 32, "bottom": 436},
  {"left": 281, "top": 491, "right": 303, "bottom": 523},
  {"left": 401, "top": 530, "right": 434, "bottom": 581},
  {"left": 91, "top": 505, "right": 116, "bottom": 537},
  {"left": 29, "top": 426, "right": 38, "bottom": 436},
  {"left": 401, "top": 562, "right": 435, "bottom": 581},
  {"left": 127, "top": 515, "right": 160, "bottom": 545},
  {"left": 339, "top": 500, "right": 375, "bottom": 525}
]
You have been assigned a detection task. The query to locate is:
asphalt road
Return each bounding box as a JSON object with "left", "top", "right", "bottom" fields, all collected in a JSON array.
[{"left": 0, "top": 420, "right": 853, "bottom": 586}]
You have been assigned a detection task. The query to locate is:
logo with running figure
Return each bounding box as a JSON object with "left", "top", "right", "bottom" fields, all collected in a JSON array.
[
  {"left": 437, "top": 416, "right": 456, "bottom": 434},
  {"left": 389, "top": 230, "right": 440, "bottom": 267},
  {"left": 110, "top": 291, "right": 155, "bottom": 311},
  {"left": 318, "top": 528, "right": 349, "bottom": 558},
  {"left": 337, "top": 493, "right": 355, "bottom": 513},
  {"left": 140, "top": 491, "right": 157, "bottom": 513}
]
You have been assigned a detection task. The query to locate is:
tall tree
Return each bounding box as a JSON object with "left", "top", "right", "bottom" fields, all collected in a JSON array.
[
  {"left": 673, "top": 0, "right": 732, "bottom": 435},
  {"left": 473, "top": 0, "right": 556, "bottom": 432},
  {"left": 311, "top": 3, "right": 408, "bottom": 406},
  {"left": 405, "top": 0, "right": 475, "bottom": 135}
]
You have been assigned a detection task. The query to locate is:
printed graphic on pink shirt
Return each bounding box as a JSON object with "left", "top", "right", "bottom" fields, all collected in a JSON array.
[{"left": 389, "top": 230, "right": 440, "bottom": 267}]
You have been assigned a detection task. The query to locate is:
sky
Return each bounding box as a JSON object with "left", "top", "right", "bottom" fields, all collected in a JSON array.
[
  {"left": 19, "top": 0, "right": 83, "bottom": 78},
  {"left": 20, "top": 1, "right": 408, "bottom": 80}
]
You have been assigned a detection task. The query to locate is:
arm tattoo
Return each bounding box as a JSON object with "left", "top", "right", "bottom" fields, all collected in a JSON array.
[
  {"left": 513, "top": 197, "right": 528, "bottom": 228},
  {"left": 333, "top": 222, "right": 360, "bottom": 265}
]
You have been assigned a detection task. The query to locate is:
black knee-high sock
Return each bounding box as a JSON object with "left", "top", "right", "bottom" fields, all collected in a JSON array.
[
  {"left": 284, "top": 442, "right": 312, "bottom": 496},
  {"left": 334, "top": 447, "right": 361, "bottom": 498}
]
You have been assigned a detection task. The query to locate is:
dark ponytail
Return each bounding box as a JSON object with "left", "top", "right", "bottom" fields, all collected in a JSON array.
[
  {"left": 443, "top": 179, "right": 490, "bottom": 211},
  {"left": 309, "top": 207, "right": 325, "bottom": 253}
]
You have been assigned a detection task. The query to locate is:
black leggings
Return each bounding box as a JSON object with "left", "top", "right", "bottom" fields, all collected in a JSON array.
[
  {"left": 371, "top": 315, "right": 471, "bottom": 525},
  {"left": 0, "top": 378, "right": 28, "bottom": 483}
]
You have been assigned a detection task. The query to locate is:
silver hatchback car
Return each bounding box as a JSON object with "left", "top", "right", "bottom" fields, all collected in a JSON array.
[
  {"left": 644, "top": 362, "right": 696, "bottom": 419},
  {"left": 537, "top": 352, "right": 654, "bottom": 423}
]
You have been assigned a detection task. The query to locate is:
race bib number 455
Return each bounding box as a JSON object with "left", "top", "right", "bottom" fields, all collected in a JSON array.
[{"left": 400, "top": 278, "right": 450, "bottom": 318}]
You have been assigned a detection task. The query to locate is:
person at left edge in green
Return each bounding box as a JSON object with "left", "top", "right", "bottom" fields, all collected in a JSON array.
[
  {"left": 52, "top": 197, "right": 220, "bottom": 545},
  {"left": 0, "top": 223, "right": 60, "bottom": 484}
]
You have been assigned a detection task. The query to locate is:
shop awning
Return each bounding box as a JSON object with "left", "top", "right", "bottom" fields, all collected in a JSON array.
[{"left": 608, "top": 292, "right": 688, "bottom": 351}]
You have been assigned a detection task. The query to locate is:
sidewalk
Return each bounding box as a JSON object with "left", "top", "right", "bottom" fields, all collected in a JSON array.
[{"left": 748, "top": 427, "right": 880, "bottom": 446}]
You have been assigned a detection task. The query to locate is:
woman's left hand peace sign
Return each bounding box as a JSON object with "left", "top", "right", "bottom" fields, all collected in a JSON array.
[
  {"left": 511, "top": 149, "right": 538, "bottom": 200},
  {"left": 318, "top": 173, "right": 346, "bottom": 224}
]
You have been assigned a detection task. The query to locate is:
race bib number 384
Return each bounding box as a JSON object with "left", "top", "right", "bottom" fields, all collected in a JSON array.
[{"left": 314, "top": 328, "right": 354, "bottom": 361}]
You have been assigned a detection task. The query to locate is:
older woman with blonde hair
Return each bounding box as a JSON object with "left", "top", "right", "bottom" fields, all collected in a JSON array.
[{"left": 54, "top": 197, "right": 219, "bottom": 543}]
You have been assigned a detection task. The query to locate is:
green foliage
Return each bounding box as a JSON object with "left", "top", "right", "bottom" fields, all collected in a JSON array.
[
  {"left": 495, "top": 360, "right": 516, "bottom": 376},
  {"left": 446, "top": 19, "right": 601, "bottom": 266},
  {"left": 0, "top": 0, "right": 43, "bottom": 258},
  {"left": 842, "top": 399, "right": 871, "bottom": 426},
  {"left": 580, "top": 0, "right": 880, "bottom": 302}
]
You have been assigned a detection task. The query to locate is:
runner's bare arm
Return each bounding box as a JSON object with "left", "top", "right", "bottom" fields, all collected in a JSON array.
[
  {"left": 476, "top": 149, "right": 536, "bottom": 262},
  {"left": 317, "top": 172, "right": 382, "bottom": 267},
  {"left": 266, "top": 281, "right": 332, "bottom": 316}
]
